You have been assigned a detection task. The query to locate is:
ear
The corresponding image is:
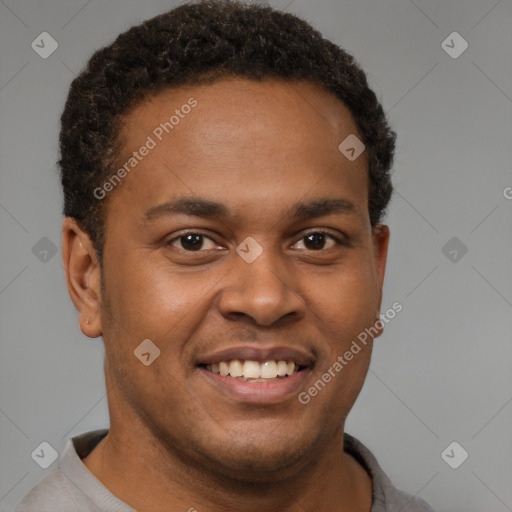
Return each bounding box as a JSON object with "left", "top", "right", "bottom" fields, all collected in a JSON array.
[
  {"left": 371, "top": 223, "right": 390, "bottom": 336},
  {"left": 62, "top": 217, "right": 103, "bottom": 338}
]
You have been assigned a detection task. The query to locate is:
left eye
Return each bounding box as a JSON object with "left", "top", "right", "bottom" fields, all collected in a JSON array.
[
  {"left": 293, "top": 231, "right": 340, "bottom": 251},
  {"left": 167, "top": 233, "right": 218, "bottom": 251}
]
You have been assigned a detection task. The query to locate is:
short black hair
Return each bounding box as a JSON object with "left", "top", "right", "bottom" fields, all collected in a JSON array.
[{"left": 59, "top": 0, "right": 396, "bottom": 262}]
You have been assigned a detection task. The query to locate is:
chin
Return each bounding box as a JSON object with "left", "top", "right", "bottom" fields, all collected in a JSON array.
[{"left": 198, "top": 429, "right": 317, "bottom": 481}]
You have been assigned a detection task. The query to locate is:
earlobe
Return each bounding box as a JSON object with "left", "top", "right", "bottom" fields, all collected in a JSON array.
[{"left": 62, "top": 218, "right": 103, "bottom": 338}]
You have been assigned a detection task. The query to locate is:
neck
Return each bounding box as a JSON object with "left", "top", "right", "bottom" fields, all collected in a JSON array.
[{"left": 83, "top": 417, "right": 372, "bottom": 512}]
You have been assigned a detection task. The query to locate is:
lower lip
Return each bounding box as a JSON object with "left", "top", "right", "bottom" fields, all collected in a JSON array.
[{"left": 198, "top": 367, "right": 310, "bottom": 404}]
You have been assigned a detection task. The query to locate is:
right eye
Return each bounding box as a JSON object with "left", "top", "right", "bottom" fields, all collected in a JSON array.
[{"left": 166, "top": 232, "right": 220, "bottom": 252}]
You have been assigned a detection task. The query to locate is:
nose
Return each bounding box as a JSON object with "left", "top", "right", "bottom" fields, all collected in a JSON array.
[{"left": 217, "top": 248, "right": 305, "bottom": 327}]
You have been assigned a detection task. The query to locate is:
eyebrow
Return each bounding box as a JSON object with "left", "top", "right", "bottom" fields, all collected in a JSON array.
[{"left": 144, "top": 197, "right": 356, "bottom": 221}]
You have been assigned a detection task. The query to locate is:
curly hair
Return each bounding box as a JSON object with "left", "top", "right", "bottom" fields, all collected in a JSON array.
[{"left": 59, "top": 0, "right": 396, "bottom": 262}]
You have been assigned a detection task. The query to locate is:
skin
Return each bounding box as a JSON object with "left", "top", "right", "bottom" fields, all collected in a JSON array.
[{"left": 63, "top": 77, "right": 389, "bottom": 512}]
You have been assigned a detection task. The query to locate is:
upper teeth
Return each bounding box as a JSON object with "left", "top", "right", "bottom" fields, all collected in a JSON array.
[{"left": 206, "top": 360, "right": 298, "bottom": 379}]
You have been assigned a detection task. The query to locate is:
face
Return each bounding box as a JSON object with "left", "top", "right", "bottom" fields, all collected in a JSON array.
[{"left": 70, "top": 78, "right": 389, "bottom": 480}]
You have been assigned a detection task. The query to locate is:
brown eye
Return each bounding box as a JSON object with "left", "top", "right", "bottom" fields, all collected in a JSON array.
[
  {"left": 167, "top": 233, "right": 218, "bottom": 251},
  {"left": 293, "top": 231, "right": 341, "bottom": 251}
]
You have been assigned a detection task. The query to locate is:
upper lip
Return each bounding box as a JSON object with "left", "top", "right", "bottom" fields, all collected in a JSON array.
[{"left": 196, "top": 345, "right": 315, "bottom": 367}]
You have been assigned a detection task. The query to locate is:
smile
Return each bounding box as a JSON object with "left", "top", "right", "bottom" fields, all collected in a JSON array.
[
  {"left": 202, "top": 359, "right": 304, "bottom": 382},
  {"left": 197, "top": 362, "right": 312, "bottom": 404}
]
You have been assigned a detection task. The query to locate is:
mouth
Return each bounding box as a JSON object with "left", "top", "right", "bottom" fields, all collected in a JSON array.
[
  {"left": 196, "top": 346, "right": 314, "bottom": 403},
  {"left": 199, "top": 359, "right": 307, "bottom": 383}
]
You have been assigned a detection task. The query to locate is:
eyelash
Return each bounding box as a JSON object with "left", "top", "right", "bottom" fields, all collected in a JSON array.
[{"left": 165, "top": 230, "right": 347, "bottom": 252}]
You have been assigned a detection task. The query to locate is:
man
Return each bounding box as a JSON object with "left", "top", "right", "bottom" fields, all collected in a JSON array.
[{"left": 17, "top": 1, "right": 436, "bottom": 511}]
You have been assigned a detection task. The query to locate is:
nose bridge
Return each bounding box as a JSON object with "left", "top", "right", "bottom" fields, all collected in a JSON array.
[{"left": 217, "top": 240, "right": 304, "bottom": 326}]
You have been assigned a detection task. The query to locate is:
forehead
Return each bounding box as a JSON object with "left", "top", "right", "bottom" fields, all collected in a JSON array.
[
  {"left": 119, "top": 77, "right": 360, "bottom": 149},
  {"left": 107, "top": 78, "right": 369, "bottom": 225}
]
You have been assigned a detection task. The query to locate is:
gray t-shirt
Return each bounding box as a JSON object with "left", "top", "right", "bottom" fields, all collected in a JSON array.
[{"left": 16, "top": 429, "right": 436, "bottom": 512}]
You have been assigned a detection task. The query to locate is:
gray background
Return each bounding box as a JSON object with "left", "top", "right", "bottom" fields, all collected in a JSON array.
[{"left": 1, "top": 0, "right": 511, "bottom": 510}]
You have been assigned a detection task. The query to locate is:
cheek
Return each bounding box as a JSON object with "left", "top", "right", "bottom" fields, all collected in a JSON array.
[
  {"left": 101, "top": 254, "right": 224, "bottom": 361},
  {"left": 303, "top": 258, "right": 377, "bottom": 399},
  {"left": 307, "top": 260, "right": 378, "bottom": 332}
]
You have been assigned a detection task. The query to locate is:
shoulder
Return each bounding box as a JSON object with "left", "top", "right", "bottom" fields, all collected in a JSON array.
[
  {"left": 374, "top": 484, "right": 437, "bottom": 512},
  {"left": 15, "top": 469, "right": 78, "bottom": 512},
  {"left": 344, "top": 433, "right": 437, "bottom": 512}
]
